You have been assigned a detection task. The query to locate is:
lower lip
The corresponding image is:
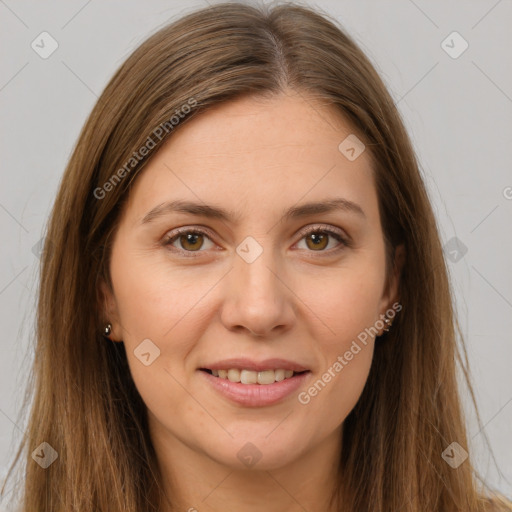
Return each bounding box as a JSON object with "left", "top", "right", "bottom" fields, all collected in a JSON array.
[{"left": 198, "top": 370, "right": 311, "bottom": 407}]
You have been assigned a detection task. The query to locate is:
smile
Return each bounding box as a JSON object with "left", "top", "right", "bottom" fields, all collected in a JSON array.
[
  {"left": 198, "top": 368, "right": 311, "bottom": 407},
  {"left": 201, "top": 368, "right": 307, "bottom": 385}
]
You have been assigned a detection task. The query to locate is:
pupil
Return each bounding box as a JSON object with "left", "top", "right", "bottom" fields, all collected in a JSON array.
[
  {"left": 308, "top": 232, "right": 327, "bottom": 251},
  {"left": 182, "top": 233, "right": 201, "bottom": 250}
]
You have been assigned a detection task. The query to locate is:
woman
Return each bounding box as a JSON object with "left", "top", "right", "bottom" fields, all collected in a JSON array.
[{"left": 2, "top": 2, "right": 510, "bottom": 511}]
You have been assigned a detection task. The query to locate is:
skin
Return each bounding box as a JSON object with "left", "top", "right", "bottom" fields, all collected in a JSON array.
[{"left": 101, "top": 89, "right": 404, "bottom": 512}]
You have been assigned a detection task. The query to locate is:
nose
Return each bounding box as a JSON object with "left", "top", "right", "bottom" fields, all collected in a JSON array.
[{"left": 219, "top": 247, "right": 295, "bottom": 338}]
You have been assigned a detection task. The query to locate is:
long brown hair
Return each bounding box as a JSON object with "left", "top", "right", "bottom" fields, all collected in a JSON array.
[{"left": 2, "top": 2, "right": 510, "bottom": 511}]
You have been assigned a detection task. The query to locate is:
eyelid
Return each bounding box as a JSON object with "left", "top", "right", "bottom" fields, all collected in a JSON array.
[
  {"left": 295, "top": 224, "right": 350, "bottom": 246},
  {"left": 162, "top": 223, "right": 350, "bottom": 256},
  {"left": 162, "top": 226, "right": 218, "bottom": 257}
]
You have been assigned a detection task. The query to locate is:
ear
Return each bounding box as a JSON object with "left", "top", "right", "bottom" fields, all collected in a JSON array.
[
  {"left": 98, "top": 278, "right": 122, "bottom": 342},
  {"left": 378, "top": 243, "right": 405, "bottom": 331},
  {"left": 386, "top": 243, "right": 405, "bottom": 306}
]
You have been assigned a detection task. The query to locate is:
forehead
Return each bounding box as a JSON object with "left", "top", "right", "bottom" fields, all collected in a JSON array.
[{"left": 122, "top": 91, "right": 378, "bottom": 226}]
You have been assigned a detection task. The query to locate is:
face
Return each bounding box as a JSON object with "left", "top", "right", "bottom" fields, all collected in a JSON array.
[{"left": 101, "top": 90, "right": 401, "bottom": 472}]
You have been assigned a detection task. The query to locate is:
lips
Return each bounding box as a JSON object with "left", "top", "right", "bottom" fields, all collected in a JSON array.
[
  {"left": 199, "top": 357, "right": 309, "bottom": 373},
  {"left": 198, "top": 357, "right": 311, "bottom": 407}
]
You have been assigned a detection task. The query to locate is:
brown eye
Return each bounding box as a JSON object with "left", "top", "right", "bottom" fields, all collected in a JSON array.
[
  {"left": 304, "top": 232, "right": 329, "bottom": 251},
  {"left": 164, "top": 229, "right": 215, "bottom": 253},
  {"left": 178, "top": 232, "right": 204, "bottom": 251},
  {"left": 296, "top": 227, "right": 348, "bottom": 253}
]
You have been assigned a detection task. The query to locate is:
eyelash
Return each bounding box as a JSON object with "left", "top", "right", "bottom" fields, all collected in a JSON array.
[{"left": 162, "top": 225, "right": 350, "bottom": 258}]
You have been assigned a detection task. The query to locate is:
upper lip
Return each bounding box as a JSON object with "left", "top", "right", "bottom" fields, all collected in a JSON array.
[{"left": 199, "top": 358, "right": 310, "bottom": 372}]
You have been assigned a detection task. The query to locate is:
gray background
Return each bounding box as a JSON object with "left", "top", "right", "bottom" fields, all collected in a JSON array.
[{"left": 1, "top": 0, "right": 511, "bottom": 505}]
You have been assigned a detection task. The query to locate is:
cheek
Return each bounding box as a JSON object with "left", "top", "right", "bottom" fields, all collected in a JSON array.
[
  {"left": 302, "top": 260, "right": 385, "bottom": 343},
  {"left": 110, "top": 248, "right": 217, "bottom": 341},
  {"left": 108, "top": 252, "right": 214, "bottom": 396},
  {"left": 298, "top": 336, "right": 375, "bottom": 439},
  {"left": 293, "top": 261, "right": 381, "bottom": 427}
]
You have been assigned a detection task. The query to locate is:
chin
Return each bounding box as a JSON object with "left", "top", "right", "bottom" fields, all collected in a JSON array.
[{"left": 203, "top": 432, "right": 305, "bottom": 471}]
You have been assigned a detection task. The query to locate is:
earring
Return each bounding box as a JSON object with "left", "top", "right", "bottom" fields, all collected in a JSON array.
[
  {"left": 382, "top": 316, "right": 393, "bottom": 333},
  {"left": 103, "top": 323, "right": 112, "bottom": 337}
]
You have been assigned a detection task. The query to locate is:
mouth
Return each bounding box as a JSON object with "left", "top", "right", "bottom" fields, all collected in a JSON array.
[
  {"left": 198, "top": 367, "right": 311, "bottom": 407},
  {"left": 199, "top": 367, "right": 310, "bottom": 385}
]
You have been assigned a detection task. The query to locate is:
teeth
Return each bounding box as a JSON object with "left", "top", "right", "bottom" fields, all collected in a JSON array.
[
  {"left": 227, "top": 369, "right": 241, "bottom": 382},
  {"left": 241, "top": 369, "right": 258, "bottom": 384},
  {"left": 257, "top": 370, "right": 275, "bottom": 385},
  {"left": 210, "top": 368, "right": 301, "bottom": 384},
  {"left": 274, "top": 369, "right": 285, "bottom": 382}
]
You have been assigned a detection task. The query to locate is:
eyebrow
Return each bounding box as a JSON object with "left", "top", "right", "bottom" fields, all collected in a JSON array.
[{"left": 140, "top": 197, "right": 366, "bottom": 225}]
